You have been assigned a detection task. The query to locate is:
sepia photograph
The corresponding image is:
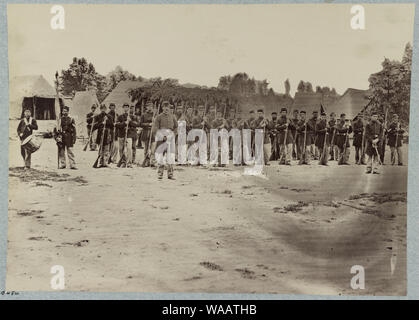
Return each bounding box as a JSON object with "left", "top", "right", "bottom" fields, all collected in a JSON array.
[{"left": 5, "top": 3, "right": 414, "bottom": 295}]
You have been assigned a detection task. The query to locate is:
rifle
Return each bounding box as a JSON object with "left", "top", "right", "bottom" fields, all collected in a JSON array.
[
  {"left": 107, "top": 110, "right": 118, "bottom": 164},
  {"left": 54, "top": 71, "right": 62, "bottom": 168},
  {"left": 319, "top": 121, "right": 329, "bottom": 165},
  {"left": 338, "top": 125, "right": 350, "bottom": 165},
  {"left": 357, "top": 119, "right": 366, "bottom": 165},
  {"left": 117, "top": 112, "right": 131, "bottom": 167},
  {"left": 143, "top": 104, "right": 159, "bottom": 167},
  {"left": 83, "top": 114, "right": 96, "bottom": 151},
  {"left": 380, "top": 106, "right": 389, "bottom": 161},
  {"left": 93, "top": 115, "right": 108, "bottom": 168}
]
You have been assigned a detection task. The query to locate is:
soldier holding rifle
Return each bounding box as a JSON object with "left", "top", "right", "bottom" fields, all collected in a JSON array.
[
  {"left": 53, "top": 106, "right": 77, "bottom": 170},
  {"left": 328, "top": 112, "right": 338, "bottom": 161},
  {"left": 107, "top": 103, "right": 118, "bottom": 164},
  {"left": 353, "top": 114, "right": 366, "bottom": 165},
  {"left": 140, "top": 102, "right": 156, "bottom": 167},
  {"left": 290, "top": 109, "right": 299, "bottom": 160},
  {"left": 277, "top": 108, "right": 293, "bottom": 165},
  {"left": 268, "top": 112, "right": 279, "bottom": 161},
  {"left": 93, "top": 104, "right": 113, "bottom": 168},
  {"left": 315, "top": 111, "right": 329, "bottom": 165},
  {"left": 116, "top": 103, "right": 139, "bottom": 168},
  {"left": 336, "top": 113, "right": 352, "bottom": 165},
  {"left": 297, "top": 110, "right": 312, "bottom": 165},
  {"left": 387, "top": 113, "right": 404, "bottom": 166},
  {"left": 251, "top": 109, "right": 271, "bottom": 166},
  {"left": 86, "top": 104, "right": 97, "bottom": 151}
]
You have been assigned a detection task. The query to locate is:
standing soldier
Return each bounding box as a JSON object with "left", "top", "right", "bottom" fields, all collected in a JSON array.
[
  {"left": 365, "top": 112, "right": 383, "bottom": 174},
  {"left": 211, "top": 109, "right": 229, "bottom": 167},
  {"left": 53, "top": 106, "right": 77, "bottom": 170},
  {"left": 154, "top": 101, "right": 178, "bottom": 180},
  {"left": 353, "top": 114, "right": 366, "bottom": 165},
  {"left": 297, "top": 111, "right": 312, "bottom": 165},
  {"left": 315, "top": 111, "right": 328, "bottom": 165},
  {"left": 251, "top": 109, "right": 271, "bottom": 165},
  {"left": 129, "top": 105, "right": 140, "bottom": 163},
  {"left": 269, "top": 112, "right": 279, "bottom": 161},
  {"left": 308, "top": 110, "right": 319, "bottom": 160},
  {"left": 277, "top": 108, "right": 293, "bottom": 165},
  {"left": 140, "top": 102, "right": 155, "bottom": 167},
  {"left": 378, "top": 113, "right": 388, "bottom": 164},
  {"left": 290, "top": 109, "right": 299, "bottom": 160},
  {"left": 93, "top": 104, "right": 113, "bottom": 168},
  {"left": 17, "top": 108, "right": 38, "bottom": 169},
  {"left": 387, "top": 114, "right": 404, "bottom": 166},
  {"left": 107, "top": 103, "right": 118, "bottom": 164},
  {"left": 328, "top": 112, "right": 338, "bottom": 160},
  {"left": 116, "top": 103, "right": 139, "bottom": 168},
  {"left": 336, "top": 113, "right": 352, "bottom": 165},
  {"left": 86, "top": 104, "right": 97, "bottom": 151}
]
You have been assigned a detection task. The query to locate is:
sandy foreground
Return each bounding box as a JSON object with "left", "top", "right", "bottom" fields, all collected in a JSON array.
[{"left": 6, "top": 135, "right": 407, "bottom": 295}]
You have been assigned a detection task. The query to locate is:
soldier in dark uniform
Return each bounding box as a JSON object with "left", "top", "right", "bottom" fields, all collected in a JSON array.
[
  {"left": 277, "top": 108, "right": 293, "bottom": 165},
  {"left": 210, "top": 110, "right": 230, "bottom": 167},
  {"left": 17, "top": 108, "right": 38, "bottom": 169},
  {"left": 116, "top": 103, "right": 139, "bottom": 168},
  {"left": 335, "top": 113, "right": 352, "bottom": 165},
  {"left": 365, "top": 112, "right": 383, "bottom": 174},
  {"left": 268, "top": 112, "right": 279, "bottom": 161},
  {"left": 86, "top": 104, "right": 97, "bottom": 151},
  {"left": 308, "top": 111, "right": 319, "bottom": 160},
  {"left": 328, "top": 112, "right": 338, "bottom": 160},
  {"left": 92, "top": 104, "right": 113, "bottom": 168},
  {"left": 353, "top": 114, "right": 366, "bottom": 165},
  {"left": 315, "top": 111, "right": 328, "bottom": 165},
  {"left": 387, "top": 113, "right": 404, "bottom": 166},
  {"left": 296, "top": 110, "right": 312, "bottom": 165},
  {"left": 290, "top": 109, "right": 299, "bottom": 160},
  {"left": 129, "top": 105, "right": 140, "bottom": 163},
  {"left": 53, "top": 106, "right": 77, "bottom": 169},
  {"left": 378, "top": 113, "right": 387, "bottom": 164},
  {"left": 154, "top": 101, "right": 178, "bottom": 180},
  {"left": 140, "top": 102, "right": 155, "bottom": 167},
  {"left": 107, "top": 103, "right": 118, "bottom": 164}
]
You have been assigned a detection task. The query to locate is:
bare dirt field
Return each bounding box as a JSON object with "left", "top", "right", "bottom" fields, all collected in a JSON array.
[{"left": 6, "top": 135, "right": 407, "bottom": 295}]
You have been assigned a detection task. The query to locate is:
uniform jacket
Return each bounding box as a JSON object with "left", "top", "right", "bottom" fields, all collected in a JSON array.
[
  {"left": 296, "top": 120, "right": 313, "bottom": 146},
  {"left": 365, "top": 120, "right": 383, "bottom": 156},
  {"left": 116, "top": 113, "right": 139, "bottom": 139},
  {"left": 251, "top": 117, "right": 271, "bottom": 143},
  {"left": 17, "top": 117, "right": 38, "bottom": 142},
  {"left": 328, "top": 119, "right": 337, "bottom": 145},
  {"left": 86, "top": 112, "right": 95, "bottom": 130},
  {"left": 387, "top": 121, "right": 404, "bottom": 148},
  {"left": 335, "top": 120, "right": 352, "bottom": 148},
  {"left": 276, "top": 116, "right": 294, "bottom": 145},
  {"left": 154, "top": 112, "right": 178, "bottom": 131},
  {"left": 352, "top": 119, "right": 364, "bottom": 148},
  {"left": 140, "top": 111, "right": 154, "bottom": 142},
  {"left": 107, "top": 110, "right": 118, "bottom": 141},
  {"left": 315, "top": 119, "right": 328, "bottom": 149},
  {"left": 54, "top": 115, "right": 77, "bottom": 147},
  {"left": 93, "top": 112, "right": 113, "bottom": 145}
]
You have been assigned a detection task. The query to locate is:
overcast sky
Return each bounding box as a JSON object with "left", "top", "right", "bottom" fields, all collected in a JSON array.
[{"left": 7, "top": 3, "right": 415, "bottom": 95}]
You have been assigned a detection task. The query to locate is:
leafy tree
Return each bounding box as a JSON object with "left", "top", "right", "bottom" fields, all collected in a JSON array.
[
  {"left": 368, "top": 44, "right": 412, "bottom": 124},
  {"left": 106, "top": 65, "right": 138, "bottom": 92}
]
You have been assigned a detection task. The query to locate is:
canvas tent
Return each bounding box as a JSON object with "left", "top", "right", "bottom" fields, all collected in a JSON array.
[
  {"left": 9, "top": 75, "right": 61, "bottom": 120},
  {"left": 102, "top": 80, "right": 146, "bottom": 114},
  {"left": 328, "top": 88, "right": 372, "bottom": 120},
  {"left": 71, "top": 90, "right": 100, "bottom": 138},
  {"left": 291, "top": 92, "right": 339, "bottom": 115}
]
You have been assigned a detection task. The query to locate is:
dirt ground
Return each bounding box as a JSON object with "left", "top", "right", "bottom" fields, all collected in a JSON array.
[{"left": 6, "top": 135, "right": 407, "bottom": 296}]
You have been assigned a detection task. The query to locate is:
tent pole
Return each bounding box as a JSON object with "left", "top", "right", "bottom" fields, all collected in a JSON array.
[{"left": 33, "top": 96, "right": 36, "bottom": 119}]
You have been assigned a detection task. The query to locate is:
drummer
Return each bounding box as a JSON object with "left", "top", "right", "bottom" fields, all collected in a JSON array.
[{"left": 17, "top": 108, "right": 38, "bottom": 169}]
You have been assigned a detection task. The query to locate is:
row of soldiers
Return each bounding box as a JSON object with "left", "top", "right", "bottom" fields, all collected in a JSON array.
[{"left": 81, "top": 101, "right": 404, "bottom": 178}]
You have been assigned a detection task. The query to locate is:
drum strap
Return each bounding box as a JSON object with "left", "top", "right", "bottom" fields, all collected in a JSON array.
[{"left": 24, "top": 117, "right": 33, "bottom": 126}]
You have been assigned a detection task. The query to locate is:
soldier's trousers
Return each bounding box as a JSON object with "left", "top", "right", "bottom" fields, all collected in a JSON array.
[
  {"left": 97, "top": 143, "right": 110, "bottom": 167},
  {"left": 292, "top": 142, "right": 299, "bottom": 160},
  {"left": 158, "top": 164, "right": 174, "bottom": 178},
  {"left": 118, "top": 137, "right": 133, "bottom": 166},
  {"left": 298, "top": 144, "right": 310, "bottom": 165},
  {"left": 58, "top": 145, "right": 76, "bottom": 169},
  {"left": 310, "top": 144, "right": 319, "bottom": 159},
  {"left": 143, "top": 139, "right": 155, "bottom": 164},
  {"left": 355, "top": 146, "right": 365, "bottom": 164},
  {"left": 87, "top": 128, "right": 97, "bottom": 150},
  {"left": 380, "top": 143, "right": 386, "bottom": 164},
  {"left": 338, "top": 147, "right": 350, "bottom": 164},
  {"left": 279, "top": 143, "right": 292, "bottom": 164},
  {"left": 20, "top": 146, "right": 31, "bottom": 168},
  {"left": 367, "top": 154, "right": 379, "bottom": 172},
  {"left": 330, "top": 144, "right": 338, "bottom": 160},
  {"left": 132, "top": 136, "right": 137, "bottom": 162},
  {"left": 109, "top": 140, "right": 118, "bottom": 163},
  {"left": 390, "top": 146, "right": 403, "bottom": 165}
]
